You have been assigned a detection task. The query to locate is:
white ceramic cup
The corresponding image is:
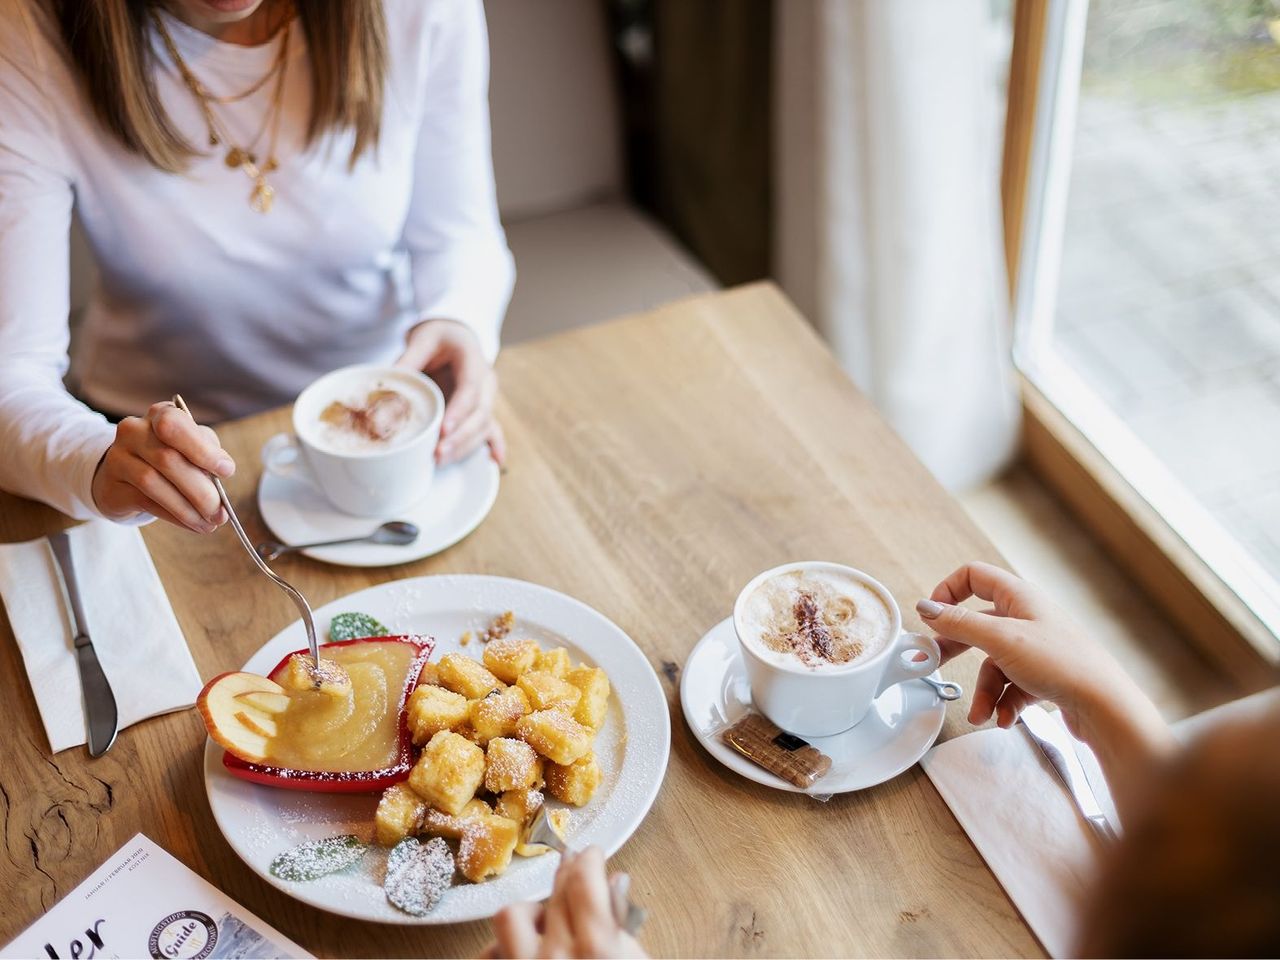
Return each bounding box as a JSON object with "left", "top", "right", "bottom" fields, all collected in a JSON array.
[
  {"left": 262, "top": 364, "right": 444, "bottom": 518},
  {"left": 733, "top": 561, "right": 941, "bottom": 737}
]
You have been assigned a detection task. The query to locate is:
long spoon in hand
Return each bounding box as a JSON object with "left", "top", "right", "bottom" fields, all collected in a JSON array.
[{"left": 172, "top": 394, "right": 321, "bottom": 672}]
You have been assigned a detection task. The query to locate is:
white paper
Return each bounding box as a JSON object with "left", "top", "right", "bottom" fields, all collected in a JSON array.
[
  {"left": 0, "top": 522, "right": 203, "bottom": 752},
  {"left": 920, "top": 711, "right": 1116, "bottom": 958},
  {"left": 920, "top": 693, "right": 1280, "bottom": 957},
  {"left": 2, "top": 834, "right": 310, "bottom": 960}
]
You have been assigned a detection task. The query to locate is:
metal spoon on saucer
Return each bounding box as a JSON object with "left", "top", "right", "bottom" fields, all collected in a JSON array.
[
  {"left": 172, "top": 394, "right": 322, "bottom": 672},
  {"left": 256, "top": 520, "right": 419, "bottom": 562}
]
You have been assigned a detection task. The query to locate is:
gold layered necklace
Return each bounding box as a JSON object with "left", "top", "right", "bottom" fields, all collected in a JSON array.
[{"left": 153, "top": 7, "right": 293, "bottom": 213}]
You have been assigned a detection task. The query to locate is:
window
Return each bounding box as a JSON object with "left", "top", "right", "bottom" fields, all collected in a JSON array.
[{"left": 1011, "top": 0, "right": 1280, "bottom": 648}]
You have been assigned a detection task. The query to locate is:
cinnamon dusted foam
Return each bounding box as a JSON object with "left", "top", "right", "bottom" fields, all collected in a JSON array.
[{"left": 740, "top": 568, "right": 893, "bottom": 669}]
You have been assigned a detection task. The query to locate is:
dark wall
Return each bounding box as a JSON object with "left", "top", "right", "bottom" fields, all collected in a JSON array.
[{"left": 608, "top": 0, "right": 773, "bottom": 287}]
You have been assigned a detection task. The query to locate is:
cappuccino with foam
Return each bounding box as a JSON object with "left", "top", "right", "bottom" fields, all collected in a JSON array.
[
  {"left": 310, "top": 374, "right": 434, "bottom": 456},
  {"left": 739, "top": 567, "right": 893, "bottom": 670}
]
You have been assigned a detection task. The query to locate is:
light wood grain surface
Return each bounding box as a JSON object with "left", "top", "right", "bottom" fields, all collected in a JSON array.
[{"left": 0, "top": 284, "right": 1042, "bottom": 957}]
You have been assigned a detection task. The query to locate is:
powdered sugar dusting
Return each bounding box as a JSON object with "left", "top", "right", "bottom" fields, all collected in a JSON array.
[{"left": 385, "top": 836, "right": 454, "bottom": 915}]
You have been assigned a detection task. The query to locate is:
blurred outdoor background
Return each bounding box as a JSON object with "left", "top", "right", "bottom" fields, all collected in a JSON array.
[{"left": 1052, "top": 0, "right": 1280, "bottom": 583}]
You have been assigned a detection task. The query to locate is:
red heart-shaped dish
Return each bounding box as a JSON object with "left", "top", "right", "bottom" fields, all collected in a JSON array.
[{"left": 209, "top": 635, "right": 434, "bottom": 793}]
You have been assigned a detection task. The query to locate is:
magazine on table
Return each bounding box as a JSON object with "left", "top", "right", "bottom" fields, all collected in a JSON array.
[{"left": 2, "top": 833, "right": 310, "bottom": 960}]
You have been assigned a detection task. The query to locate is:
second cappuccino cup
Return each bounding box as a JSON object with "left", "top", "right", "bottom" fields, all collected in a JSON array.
[
  {"left": 262, "top": 364, "right": 444, "bottom": 518},
  {"left": 733, "top": 561, "right": 941, "bottom": 738}
]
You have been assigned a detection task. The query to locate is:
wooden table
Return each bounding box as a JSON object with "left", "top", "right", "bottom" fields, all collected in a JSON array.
[{"left": 0, "top": 284, "right": 1042, "bottom": 957}]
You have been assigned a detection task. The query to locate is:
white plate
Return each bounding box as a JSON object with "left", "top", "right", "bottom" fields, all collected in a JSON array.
[
  {"left": 256, "top": 446, "right": 500, "bottom": 567},
  {"left": 681, "top": 617, "right": 946, "bottom": 795},
  {"left": 204, "top": 576, "right": 671, "bottom": 925}
]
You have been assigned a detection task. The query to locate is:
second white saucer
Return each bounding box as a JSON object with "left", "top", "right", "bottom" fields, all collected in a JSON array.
[
  {"left": 681, "top": 617, "right": 948, "bottom": 795},
  {"left": 256, "top": 446, "right": 500, "bottom": 567}
]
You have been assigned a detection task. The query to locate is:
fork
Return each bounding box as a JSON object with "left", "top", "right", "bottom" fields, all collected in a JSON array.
[
  {"left": 172, "top": 394, "right": 321, "bottom": 670},
  {"left": 525, "top": 805, "right": 647, "bottom": 936}
]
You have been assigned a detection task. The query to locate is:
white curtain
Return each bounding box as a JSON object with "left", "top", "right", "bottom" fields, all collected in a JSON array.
[{"left": 775, "top": 0, "right": 1020, "bottom": 492}]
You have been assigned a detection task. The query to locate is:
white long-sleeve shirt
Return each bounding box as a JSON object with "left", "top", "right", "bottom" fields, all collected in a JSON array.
[{"left": 0, "top": 0, "right": 514, "bottom": 520}]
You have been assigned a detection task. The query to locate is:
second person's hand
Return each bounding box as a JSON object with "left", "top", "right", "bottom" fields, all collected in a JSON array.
[
  {"left": 91, "top": 401, "right": 234, "bottom": 533},
  {"left": 395, "top": 318, "right": 506, "bottom": 467},
  {"left": 916, "top": 561, "right": 1131, "bottom": 735},
  {"left": 917, "top": 560, "right": 1175, "bottom": 821},
  {"left": 482, "top": 847, "right": 647, "bottom": 959}
]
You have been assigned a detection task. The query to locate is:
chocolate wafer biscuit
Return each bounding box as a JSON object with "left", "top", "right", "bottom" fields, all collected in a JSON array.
[{"left": 721, "top": 712, "right": 832, "bottom": 788}]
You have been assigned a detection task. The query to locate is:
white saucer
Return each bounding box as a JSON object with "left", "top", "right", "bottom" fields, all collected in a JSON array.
[
  {"left": 681, "top": 617, "right": 947, "bottom": 795},
  {"left": 256, "top": 447, "right": 499, "bottom": 567}
]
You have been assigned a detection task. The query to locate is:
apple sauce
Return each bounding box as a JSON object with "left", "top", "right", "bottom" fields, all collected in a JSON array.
[{"left": 265, "top": 642, "right": 417, "bottom": 773}]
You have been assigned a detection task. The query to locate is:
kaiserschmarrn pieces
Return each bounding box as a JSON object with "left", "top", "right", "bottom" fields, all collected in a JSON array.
[
  {"left": 515, "top": 709, "right": 593, "bottom": 766},
  {"left": 420, "top": 806, "right": 466, "bottom": 840},
  {"left": 469, "top": 686, "right": 531, "bottom": 744},
  {"left": 374, "top": 622, "right": 613, "bottom": 896},
  {"left": 495, "top": 787, "right": 544, "bottom": 826},
  {"left": 437, "top": 653, "right": 503, "bottom": 700},
  {"left": 533, "top": 646, "right": 571, "bottom": 679},
  {"left": 516, "top": 670, "right": 581, "bottom": 713},
  {"left": 407, "top": 685, "right": 470, "bottom": 744},
  {"left": 417, "top": 660, "right": 441, "bottom": 688},
  {"left": 374, "top": 783, "right": 426, "bottom": 847},
  {"left": 457, "top": 814, "right": 521, "bottom": 882},
  {"left": 545, "top": 753, "right": 602, "bottom": 806},
  {"left": 485, "top": 737, "right": 543, "bottom": 793},
  {"left": 408, "top": 730, "right": 486, "bottom": 815},
  {"left": 565, "top": 664, "right": 611, "bottom": 729},
  {"left": 482, "top": 636, "right": 541, "bottom": 685}
]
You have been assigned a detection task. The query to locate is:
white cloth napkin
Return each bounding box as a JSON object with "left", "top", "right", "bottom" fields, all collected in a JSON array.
[
  {"left": 0, "top": 521, "right": 202, "bottom": 753},
  {"left": 919, "top": 711, "right": 1117, "bottom": 958}
]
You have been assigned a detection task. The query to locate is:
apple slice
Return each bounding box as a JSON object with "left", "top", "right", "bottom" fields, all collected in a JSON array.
[
  {"left": 198, "top": 672, "right": 287, "bottom": 763},
  {"left": 236, "top": 689, "right": 289, "bottom": 714},
  {"left": 235, "top": 709, "right": 279, "bottom": 740}
]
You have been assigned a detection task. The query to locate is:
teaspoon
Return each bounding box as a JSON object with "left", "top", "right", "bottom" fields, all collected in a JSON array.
[
  {"left": 173, "top": 394, "right": 321, "bottom": 670},
  {"left": 921, "top": 675, "right": 964, "bottom": 701},
  {"left": 256, "top": 520, "right": 420, "bottom": 561}
]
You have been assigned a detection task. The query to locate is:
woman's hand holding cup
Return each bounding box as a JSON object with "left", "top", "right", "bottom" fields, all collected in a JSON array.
[
  {"left": 396, "top": 318, "right": 505, "bottom": 466},
  {"left": 91, "top": 401, "right": 234, "bottom": 533}
]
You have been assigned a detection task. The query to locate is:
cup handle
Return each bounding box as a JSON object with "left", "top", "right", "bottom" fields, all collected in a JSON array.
[
  {"left": 261, "top": 433, "right": 319, "bottom": 489},
  {"left": 875, "top": 631, "right": 942, "bottom": 697}
]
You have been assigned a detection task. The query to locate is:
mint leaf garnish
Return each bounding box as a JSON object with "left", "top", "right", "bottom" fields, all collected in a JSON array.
[
  {"left": 328, "top": 612, "right": 391, "bottom": 642},
  {"left": 270, "top": 835, "right": 367, "bottom": 882}
]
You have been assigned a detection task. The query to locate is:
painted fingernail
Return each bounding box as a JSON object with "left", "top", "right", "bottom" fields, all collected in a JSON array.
[
  {"left": 214, "top": 456, "right": 235, "bottom": 478},
  {"left": 916, "top": 599, "right": 945, "bottom": 619}
]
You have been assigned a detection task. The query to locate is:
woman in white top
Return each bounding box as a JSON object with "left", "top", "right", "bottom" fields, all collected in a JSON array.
[{"left": 0, "top": 0, "right": 514, "bottom": 533}]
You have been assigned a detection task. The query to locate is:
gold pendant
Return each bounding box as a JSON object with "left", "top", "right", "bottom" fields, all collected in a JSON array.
[{"left": 250, "top": 180, "right": 275, "bottom": 214}]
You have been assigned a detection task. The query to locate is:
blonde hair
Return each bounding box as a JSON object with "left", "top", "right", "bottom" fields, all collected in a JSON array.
[{"left": 50, "top": 0, "right": 387, "bottom": 171}]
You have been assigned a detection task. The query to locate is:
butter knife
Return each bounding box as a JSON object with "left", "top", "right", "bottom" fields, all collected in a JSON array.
[
  {"left": 48, "top": 531, "right": 119, "bottom": 757},
  {"left": 1019, "top": 704, "right": 1117, "bottom": 845}
]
